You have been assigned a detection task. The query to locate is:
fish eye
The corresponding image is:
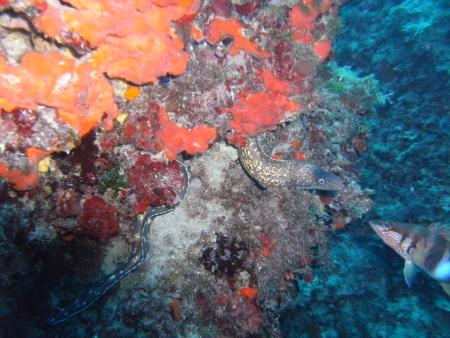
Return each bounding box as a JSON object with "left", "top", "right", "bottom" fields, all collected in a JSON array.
[
  {"left": 406, "top": 243, "right": 415, "bottom": 255},
  {"left": 318, "top": 178, "right": 326, "bottom": 185}
]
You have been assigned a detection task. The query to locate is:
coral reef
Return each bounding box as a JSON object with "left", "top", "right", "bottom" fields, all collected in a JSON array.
[
  {"left": 0, "top": 0, "right": 388, "bottom": 337},
  {"left": 0, "top": 0, "right": 203, "bottom": 190},
  {"left": 0, "top": 52, "right": 118, "bottom": 136}
]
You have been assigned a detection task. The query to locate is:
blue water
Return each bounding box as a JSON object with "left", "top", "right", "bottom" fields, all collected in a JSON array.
[
  {"left": 337, "top": 0, "right": 450, "bottom": 224},
  {"left": 281, "top": 1, "right": 450, "bottom": 336}
]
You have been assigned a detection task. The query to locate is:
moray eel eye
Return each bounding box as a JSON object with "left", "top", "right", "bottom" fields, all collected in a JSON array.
[{"left": 311, "top": 166, "right": 345, "bottom": 191}]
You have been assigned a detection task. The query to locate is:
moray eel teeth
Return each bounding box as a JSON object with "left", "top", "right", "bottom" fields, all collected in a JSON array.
[{"left": 238, "top": 135, "right": 344, "bottom": 191}]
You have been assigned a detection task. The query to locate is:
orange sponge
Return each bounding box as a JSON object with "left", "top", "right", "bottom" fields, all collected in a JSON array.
[
  {"left": 0, "top": 52, "right": 118, "bottom": 136},
  {"left": 229, "top": 91, "right": 299, "bottom": 138},
  {"left": 289, "top": 4, "right": 316, "bottom": 32},
  {"left": 289, "top": 0, "right": 334, "bottom": 62},
  {"left": 313, "top": 40, "right": 332, "bottom": 62},
  {"left": 259, "top": 69, "right": 290, "bottom": 93},
  {"left": 91, "top": 34, "right": 189, "bottom": 84},
  {"left": 228, "top": 70, "right": 299, "bottom": 142},
  {"left": 34, "top": 0, "right": 198, "bottom": 84},
  {"left": 206, "top": 17, "right": 268, "bottom": 58},
  {"left": 0, "top": 147, "right": 49, "bottom": 191},
  {"left": 156, "top": 107, "right": 217, "bottom": 160},
  {"left": 0, "top": 162, "right": 39, "bottom": 191}
]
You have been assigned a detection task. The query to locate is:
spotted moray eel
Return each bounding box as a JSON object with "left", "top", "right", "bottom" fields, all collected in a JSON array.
[
  {"left": 48, "top": 162, "right": 190, "bottom": 325},
  {"left": 238, "top": 134, "right": 345, "bottom": 191}
]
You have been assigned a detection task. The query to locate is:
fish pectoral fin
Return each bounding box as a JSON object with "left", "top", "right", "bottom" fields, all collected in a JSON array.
[
  {"left": 441, "top": 283, "right": 450, "bottom": 298},
  {"left": 404, "top": 260, "right": 418, "bottom": 288}
]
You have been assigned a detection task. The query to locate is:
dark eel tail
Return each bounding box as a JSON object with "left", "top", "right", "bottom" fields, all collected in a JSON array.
[{"left": 47, "top": 162, "right": 189, "bottom": 325}]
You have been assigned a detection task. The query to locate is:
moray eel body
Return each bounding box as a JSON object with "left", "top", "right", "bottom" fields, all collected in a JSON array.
[
  {"left": 48, "top": 162, "right": 189, "bottom": 325},
  {"left": 238, "top": 136, "right": 344, "bottom": 191}
]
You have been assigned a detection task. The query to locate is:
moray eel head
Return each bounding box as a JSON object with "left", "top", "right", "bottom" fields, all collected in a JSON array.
[
  {"left": 293, "top": 164, "right": 345, "bottom": 191},
  {"left": 311, "top": 166, "right": 345, "bottom": 191}
]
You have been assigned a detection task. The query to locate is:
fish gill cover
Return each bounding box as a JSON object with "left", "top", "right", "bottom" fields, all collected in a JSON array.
[{"left": 0, "top": 0, "right": 448, "bottom": 337}]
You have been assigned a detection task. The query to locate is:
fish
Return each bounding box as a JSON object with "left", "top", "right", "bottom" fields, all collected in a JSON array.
[
  {"left": 47, "top": 161, "right": 190, "bottom": 325},
  {"left": 369, "top": 220, "right": 450, "bottom": 297},
  {"left": 238, "top": 134, "right": 345, "bottom": 191}
]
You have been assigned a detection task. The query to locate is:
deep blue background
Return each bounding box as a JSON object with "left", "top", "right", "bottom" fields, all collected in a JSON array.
[
  {"left": 281, "top": 1, "right": 450, "bottom": 336},
  {"left": 336, "top": 0, "right": 450, "bottom": 223}
]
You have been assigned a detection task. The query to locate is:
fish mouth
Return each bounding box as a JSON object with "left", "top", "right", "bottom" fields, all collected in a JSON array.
[
  {"left": 369, "top": 220, "right": 392, "bottom": 236},
  {"left": 369, "top": 220, "right": 403, "bottom": 249},
  {"left": 368, "top": 220, "right": 413, "bottom": 261},
  {"left": 369, "top": 220, "right": 380, "bottom": 229},
  {"left": 369, "top": 220, "right": 388, "bottom": 230}
]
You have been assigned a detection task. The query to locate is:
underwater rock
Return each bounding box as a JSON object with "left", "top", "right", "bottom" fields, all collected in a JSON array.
[{"left": 200, "top": 232, "right": 249, "bottom": 277}]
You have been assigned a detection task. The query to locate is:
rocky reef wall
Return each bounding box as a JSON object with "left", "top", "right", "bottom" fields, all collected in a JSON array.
[{"left": 0, "top": 0, "right": 376, "bottom": 336}]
